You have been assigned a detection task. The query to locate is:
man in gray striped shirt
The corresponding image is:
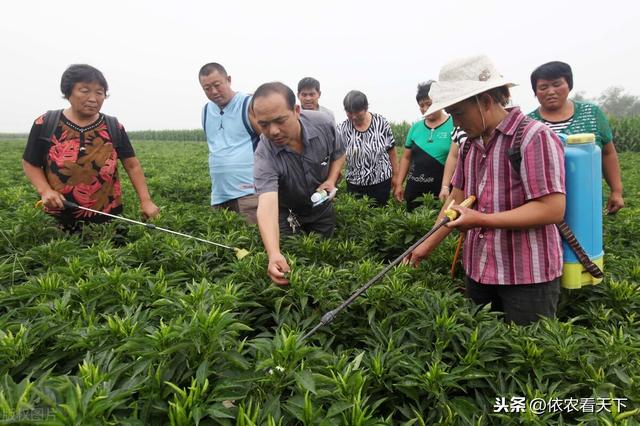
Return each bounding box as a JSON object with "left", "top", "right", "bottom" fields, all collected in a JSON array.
[{"left": 252, "top": 82, "right": 345, "bottom": 285}]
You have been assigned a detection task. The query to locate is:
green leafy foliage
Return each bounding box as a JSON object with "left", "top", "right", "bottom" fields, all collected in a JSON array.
[{"left": 0, "top": 139, "right": 639, "bottom": 424}]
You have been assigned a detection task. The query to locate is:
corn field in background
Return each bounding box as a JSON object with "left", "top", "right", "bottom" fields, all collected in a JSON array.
[
  {"left": 3, "top": 116, "right": 638, "bottom": 151},
  {"left": 89, "top": 115, "right": 640, "bottom": 152},
  {"left": 124, "top": 117, "right": 640, "bottom": 151},
  {"left": 99, "top": 115, "right": 640, "bottom": 152},
  {"left": 609, "top": 116, "right": 640, "bottom": 152}
]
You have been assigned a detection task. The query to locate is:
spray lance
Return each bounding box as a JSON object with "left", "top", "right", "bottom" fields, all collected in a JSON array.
[
  {"left": 35, "top": 200, "right": 250, "bottom": 260},
  {"left": 301, "top": 195, "right": 476, "bottom": 341}
]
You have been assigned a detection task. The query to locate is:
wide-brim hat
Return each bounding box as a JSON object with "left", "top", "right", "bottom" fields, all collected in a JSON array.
[{"left": 424, "top": 55, "right": 517, "bottom": 116}]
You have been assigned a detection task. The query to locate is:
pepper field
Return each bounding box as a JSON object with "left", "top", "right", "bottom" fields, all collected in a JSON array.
[{"left": 1, "top": 139, "right": 639, "bottom": 425}]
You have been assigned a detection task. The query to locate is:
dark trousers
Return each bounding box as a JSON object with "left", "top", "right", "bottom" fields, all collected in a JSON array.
[
  {"left": 405, "top": 180, "right": 442, "bottom": 212},
  {"left": 278, "top": 203, "right": 335, "bottom": 237},
  {"left": 346, "top": 178, "right": 391, "bottom": 206},
  {"left": 404, "top": 145, "right": 445, "bottom": 211},
  {"left": 464, "top": 275, "right": 561, "bottom": 325}
]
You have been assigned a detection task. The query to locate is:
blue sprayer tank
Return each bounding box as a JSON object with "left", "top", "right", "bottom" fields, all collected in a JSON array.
[{"left": 561, "top": 133, "right": 604, "bottom": 289}]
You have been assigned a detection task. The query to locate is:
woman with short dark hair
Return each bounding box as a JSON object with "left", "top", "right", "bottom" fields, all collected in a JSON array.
[
  {"left": 337, "top": 90, "right": 398, "bottom": 206},
  {"left": 394, "top": 81, "right": 459, "bottom": 211},
  {"left": 22, "top": 64, "right": 159, "bottom": 231},
  {"left": 528, "top": 61, "right": 624, "bottom": 214}
]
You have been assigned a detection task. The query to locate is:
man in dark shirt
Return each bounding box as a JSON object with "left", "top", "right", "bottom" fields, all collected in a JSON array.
[{"left": 252, "top": 82, "right": 345, "bottom": 285}]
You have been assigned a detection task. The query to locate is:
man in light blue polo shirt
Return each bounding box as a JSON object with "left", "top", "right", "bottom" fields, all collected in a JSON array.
[{"left": 199, "top": 63, "right": 260, "bottom": 223}]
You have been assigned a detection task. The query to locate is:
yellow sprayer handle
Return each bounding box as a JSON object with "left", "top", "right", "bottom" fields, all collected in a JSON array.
[{"left": 444, "top": 196, "right": 476, "bottom": 221}]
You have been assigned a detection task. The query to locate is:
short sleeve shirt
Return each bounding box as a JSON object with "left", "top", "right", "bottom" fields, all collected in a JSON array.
[
  {"left": 318, "top": 105, "right": 336, "bottom": 124},
  {"left": 23, "top": 111, "right": 134, "bottom": 222},
  {"left": 337, "top": 113, "right": 395, "bottom": 186},
  {"left": 201, "top": 92, "right": 256, "bottom": 205},
  {"left": 405, "top": 116, "right": 454, "bottom": 165},
  {"left": 451, "top": 108, "right": 566, "bottom": 285},
  {"left": 528, "top": 101, "right": 613, "bottom": 148},
  {"left": 253, "top": 110, "right": 345, "bottom": 212}
]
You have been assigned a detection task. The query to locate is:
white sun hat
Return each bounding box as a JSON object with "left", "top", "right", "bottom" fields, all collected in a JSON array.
[{"left": 424, "top": 55, "right": 517, "bottom": 116}]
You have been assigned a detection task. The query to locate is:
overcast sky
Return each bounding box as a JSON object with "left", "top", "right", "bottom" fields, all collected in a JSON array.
[{"left": 1, "top": 0, "right": 639, "bottom": 133}]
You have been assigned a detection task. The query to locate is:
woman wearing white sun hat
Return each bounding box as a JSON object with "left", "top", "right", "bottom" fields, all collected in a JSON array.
[{"left": 404, "top": 55, "right": 567, "bottom": 325}]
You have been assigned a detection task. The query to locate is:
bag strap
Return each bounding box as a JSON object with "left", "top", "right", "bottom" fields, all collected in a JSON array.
[
  {"left": 201, "top": 98, "right": 259, "bottom": 151},
  {"left": 556, "top": 222, "right": 604, "bottom": 278},
  {"left": 39, "top": 110, "right": 63, "bottom": 165},
  {"left": 511, "top": 117, "right": 603, "bottom": 279},
  {"left": 241, "top": 95, "right": 260, "bottom": 151},
  {"left": 103, "top": 114, "right": 121, "bottom": 147},
  {"left": 507, "top": 116, "right": 533, "bottom": 173},
  {"left": 42, "top": 109, "right": 63, "bottom": 141},
  {"left": 202, "top": 103, "right": 209, "bottom": 140}
]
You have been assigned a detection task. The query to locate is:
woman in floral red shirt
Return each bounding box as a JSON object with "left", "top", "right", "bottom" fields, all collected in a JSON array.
[{"left": 22, "top": 64, "right": 159, "bottom": 231}]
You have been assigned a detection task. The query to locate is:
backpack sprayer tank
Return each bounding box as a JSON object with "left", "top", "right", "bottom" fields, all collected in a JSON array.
[{"left": 561, "top": 133, "right": 604, "bottom": 289}]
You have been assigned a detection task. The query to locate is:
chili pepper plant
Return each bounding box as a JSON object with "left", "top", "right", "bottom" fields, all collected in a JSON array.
[{"left": 1, "top": 139, "right": 639, "bottom": 425}]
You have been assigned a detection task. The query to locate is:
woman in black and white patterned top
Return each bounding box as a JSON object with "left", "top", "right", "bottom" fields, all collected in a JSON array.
[{"left": 337, "top": 90, "right": 398, "bottom": 206}]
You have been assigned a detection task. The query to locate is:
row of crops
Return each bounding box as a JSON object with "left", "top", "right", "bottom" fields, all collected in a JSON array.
[{"left": 1, "top": 139, "right": 639, "bottom": 424}]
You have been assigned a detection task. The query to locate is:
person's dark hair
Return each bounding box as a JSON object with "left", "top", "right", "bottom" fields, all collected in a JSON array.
[
  {"left": 297, "top": 77, "right": 320, "bottom": 94},
  {"left": 530, "top": 61, "right": 573, "bottom": 93},
  {"left": 475, "top": 86, "right": 511, "bottom": 107},
  {"left": 60, "top": 64, "right": 108, "bottom": 99},
  {"left": 416, "top": 80, "right": 435, "bottom": 103},
  {"left": 343, "top": 90, "right": 368, "bottom": 113},
  {"left": 488, "top": 86, "right": 511, "bottom": 106},
  {"left": 198, "top": 62, "right": 228, "bottom": 78},
  {"left": 250, "top": 82, "right": 297, "bottom": 111}
]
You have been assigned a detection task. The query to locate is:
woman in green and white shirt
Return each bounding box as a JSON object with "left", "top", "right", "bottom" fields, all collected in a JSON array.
[
  {"left": 394, "top": 81, "right": 457, "bottom": 211},
  {"left": 528, "top": 61, "right": 624, "bottom": 214}
]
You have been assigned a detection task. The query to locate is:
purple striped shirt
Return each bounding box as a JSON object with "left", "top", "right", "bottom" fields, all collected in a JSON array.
[{"left": 451, "top": 108, "right": 565, "bottom": 285}]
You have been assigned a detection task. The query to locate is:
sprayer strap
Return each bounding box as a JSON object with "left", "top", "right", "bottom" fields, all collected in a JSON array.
[
  {"left": 458, "top": 116, "right": 604, "bottom": 279},
  {"left": 556, "top": 221, "right": 604, "bottom": 278},
  {"left": 510, "top": 117, "right": 604, "bottom": 279}
]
